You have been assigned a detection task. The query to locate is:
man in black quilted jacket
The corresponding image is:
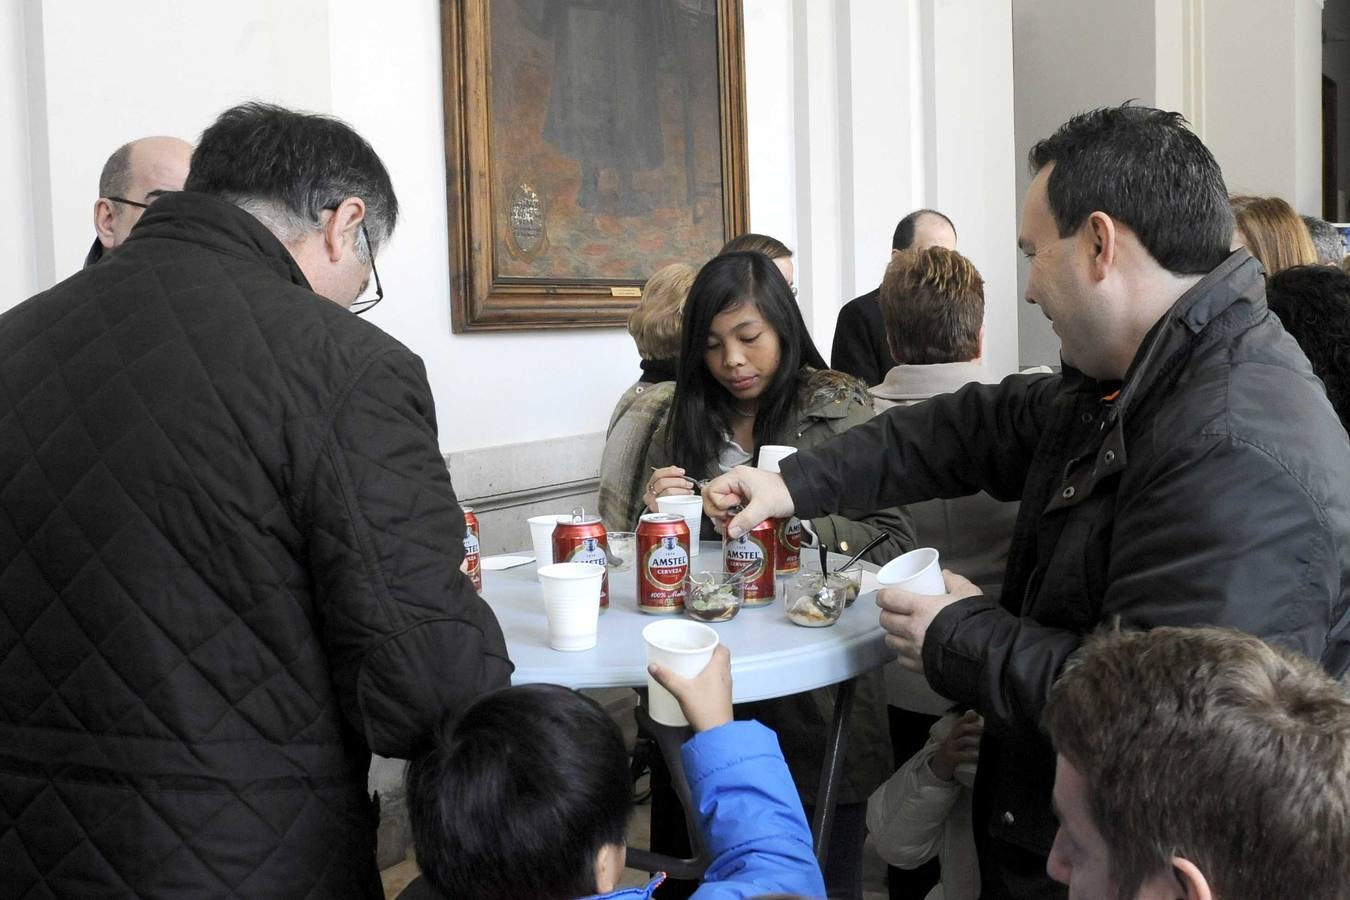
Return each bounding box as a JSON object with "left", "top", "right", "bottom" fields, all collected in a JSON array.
[
  {"left": 705, "top": 105, "right": 1350, "bottom": 899},
  {"left": 0, "top": 102, "right": 513, "bottom": 898}
]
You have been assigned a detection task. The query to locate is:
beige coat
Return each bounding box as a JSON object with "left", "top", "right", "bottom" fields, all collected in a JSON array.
[{"left": 871, "top": 361, "right": 1023, "bottom": 714}]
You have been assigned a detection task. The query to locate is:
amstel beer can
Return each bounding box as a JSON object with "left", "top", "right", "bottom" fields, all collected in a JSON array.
[
  {"left": 553, "top": 509, "right": 609, "bottom": 611},
  {"left": 462, "top": 507, "right": 482, "bottom": 591},
  {"left": 723, "top": 518, "right": 777, "bottom": 606},
  {"left": 775, "top": 517, "right": 802, "bottom": 575},
  {"left": 636, "top": 513, "right": 690, "bottom": 614}
]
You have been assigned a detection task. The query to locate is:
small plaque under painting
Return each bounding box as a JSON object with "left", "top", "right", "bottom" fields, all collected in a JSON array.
[{"left": 610, "top": 286, "right": 642, "bottom": 298}]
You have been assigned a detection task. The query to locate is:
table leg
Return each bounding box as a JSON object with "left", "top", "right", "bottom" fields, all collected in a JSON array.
[
  {"left": 626, "top": 703, "right": 711, "bottom": 880},
  {"left": 811, "top": 676, "right": 857, "bottom": 868}
]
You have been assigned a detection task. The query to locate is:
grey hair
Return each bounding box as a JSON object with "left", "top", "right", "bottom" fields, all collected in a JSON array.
[
  {"left": 98, "top": 142, "right": 135, "bottom": 200},
  {"left": 186, "top": 102, "right": 397, "bottom": 259},
  {"left": 1303, "top": 215, "right": 1347, "bottom": 267},
  {"left": 228, "top": 195, "right": 374, "bottom": 262}
]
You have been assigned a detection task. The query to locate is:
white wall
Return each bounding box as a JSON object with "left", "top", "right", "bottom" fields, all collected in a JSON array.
[
  {"left": 1011, "top": 0, "right": 1326, "bottom": 367},
  {"left": 1, "top": 1, "right": 39, "bottom": 303},
  {"left": 6, "top": 0, "right": 1021, "bottom": 453},
  {"left": 927, "top": 0, "right": 1018, "bottom": 377},
  {"left": 1203, "top": 0, "right": 1324, "bottom": 212},
  {"left": 1294, "top": 0, "right": 1325, "bottom": 214},
  {"left": 1011, "top": 0, "right": 1158, "bottom": 368},
  {"left": 802, "top": 0, "right": 1020, "bottom": 377},
  {"left": 30, "top": 0, "right": 332, "bottom": 281}
]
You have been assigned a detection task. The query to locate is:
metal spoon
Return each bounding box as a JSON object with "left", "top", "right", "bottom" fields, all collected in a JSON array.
[
  {"left": 832, "top": 532, "right": 887, "bottom": 573},
  {"left": 648, "top": 467, "right": 711, "bottom": 494}
]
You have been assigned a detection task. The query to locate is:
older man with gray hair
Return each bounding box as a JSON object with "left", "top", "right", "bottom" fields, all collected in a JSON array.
[{"left": 1, "top": 102, "right": 511, "bottom": 898}]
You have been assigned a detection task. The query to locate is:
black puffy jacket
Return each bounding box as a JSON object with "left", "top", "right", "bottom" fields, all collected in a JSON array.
[
  {"left": 0, "top": 193, "right": 513, "bottom": 898},
  {"left": 782, "top": 251, "right": 1350, "bottom": 898}
]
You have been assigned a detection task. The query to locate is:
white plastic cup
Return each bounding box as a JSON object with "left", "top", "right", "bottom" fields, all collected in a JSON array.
[
  {"left": 528, "top": 514, "right": 569, "bottom": 570},
  {"left": 656, "top": 494, "right": 704, "bottom": 557},
  {"left": 756, "top": 444, "right": 798, "bottom": 474},
  {"left": 876, "top": 547, "right": 947, "bottom": 595},
  {"left": 538, "top": 562, "right": 604, "bottom": 651},
  {"left": 642, "top": 619, "right": 720, "bottom": 726}
]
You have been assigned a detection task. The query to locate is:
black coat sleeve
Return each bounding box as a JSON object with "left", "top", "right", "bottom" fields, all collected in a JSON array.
[
  {"left": 923, "top": 431, "right": 1347, "bottom": 733},
  {"left": 304, "top": 348, "right": 513, "bottom": 759},
  {"left": 780, "top": 373, "right": 1057, "bottom": 517}
]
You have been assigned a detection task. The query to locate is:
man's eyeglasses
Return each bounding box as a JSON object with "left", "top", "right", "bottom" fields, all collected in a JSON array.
[
  {"left": 350, "top": 222, "right": 383, "bottom": 316},
  {"left": 106, "top": 196, "right": 150, "bottom": 210}
]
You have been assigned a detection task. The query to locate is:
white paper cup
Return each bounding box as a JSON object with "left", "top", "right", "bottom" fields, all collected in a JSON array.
[
  {"left": 528, "top": 514, "right": 569, "bottom": 570},
  {"left": 756, "top": 444, "right": 798, "bottom": 474},
  {"left": 538, "top": 562, "right": 604, "bottom": 651},
  {"left": 642, "top": 619, "right": 720, "bottom": 726},
  {"left": 656, "top": 494, "right": 703, "bottom": 557},
  {"left": 876, "top": 547, "right": 946, "bottom": 595}
]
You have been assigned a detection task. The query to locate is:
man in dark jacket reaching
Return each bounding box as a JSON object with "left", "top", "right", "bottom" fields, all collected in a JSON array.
[
  {"left": 704, "top": 105, "right": 1350, "bottom": 899},
  {"left": 0, "top": 102, "right": 512, "bottom": 898}
]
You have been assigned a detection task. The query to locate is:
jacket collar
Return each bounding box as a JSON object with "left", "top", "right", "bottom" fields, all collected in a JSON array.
[
  {"left": 1115, "top": 249, "right": 1264, "bottom": 418},
  {"left": 585, "top": 874, "right": 664, "bottom": 898},
  {"left": 870, "top": 361, "right": 997, "bottom": 403},
  {"left": 638, "top": 357, "right": 677, "bottom": 384},
  {"left": 797, "top": 367, "right": 871, "bottom": 420},
  {"left": 1046, "top": 251, "right": 1264, "bottom": 512},
  {"left": 124, "top": 191, "right": 314, "bottom": 291}
]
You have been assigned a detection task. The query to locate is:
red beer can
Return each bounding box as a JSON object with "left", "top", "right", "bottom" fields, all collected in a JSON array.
[
  {"left": 636, "top": 512, "right": 690, "bottom": 614},
  {"left": 775, "top": 517, "right": 802, "bottom": 575},
  {"left": 723, "top": 518, "right": 777, "bottom": 606},
  {"left": 553, "top": 509, "right": 609, "bottom": 611},
  {"left": 462, "top": 507, "right": 482, "bottom": 591}
]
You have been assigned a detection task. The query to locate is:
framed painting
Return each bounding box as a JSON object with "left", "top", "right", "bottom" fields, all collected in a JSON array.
[{"left": 442, "top": 0, "right": 749, "bottom": 332}]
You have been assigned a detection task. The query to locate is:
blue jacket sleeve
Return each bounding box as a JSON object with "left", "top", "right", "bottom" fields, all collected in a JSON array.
[{"left": 684, "top": 721, "right": 826, "bottom": 899}]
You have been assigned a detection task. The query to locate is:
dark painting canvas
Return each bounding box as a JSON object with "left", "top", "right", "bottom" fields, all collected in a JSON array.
[{"left": 488, "top": 0, "right": 729, "bottom": 283}]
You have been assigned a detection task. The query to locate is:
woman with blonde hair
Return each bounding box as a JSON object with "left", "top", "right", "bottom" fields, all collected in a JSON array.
[
  {"left": 1230, "top": 195, "right": 1318, "bottom": 275},
  {"left": 598, "top": 262, "right": 696, "bottom": 530}
]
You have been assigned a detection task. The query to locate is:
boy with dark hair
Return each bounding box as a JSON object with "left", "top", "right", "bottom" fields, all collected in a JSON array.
[{"left": 404, "top": 646, "right": 825, "bottom": 899}]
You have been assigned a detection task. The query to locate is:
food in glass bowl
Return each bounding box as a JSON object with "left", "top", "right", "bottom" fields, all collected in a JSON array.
[
  {"left": 684, "top": 571, "right": 744, "bottom": 623},
  {"left": 832, "top": 565, "right": 863, "bottom": 606},
  {"left": 784, "top": 572, "right": 845, "bottom": 627}
]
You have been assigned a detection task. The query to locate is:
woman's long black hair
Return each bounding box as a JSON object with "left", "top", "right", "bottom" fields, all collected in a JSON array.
[{"left": 668, "top": 251, "right": 827, "bottom": 475}]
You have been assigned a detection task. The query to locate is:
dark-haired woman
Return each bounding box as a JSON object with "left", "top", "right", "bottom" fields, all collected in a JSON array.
[{"left": 607, "top": 251, "right": 914, "bottom": 899}]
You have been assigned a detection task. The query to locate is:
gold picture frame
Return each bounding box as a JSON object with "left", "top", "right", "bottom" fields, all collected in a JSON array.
[{"left": 442, "top": 0, "right": 749, "bottom": 332}]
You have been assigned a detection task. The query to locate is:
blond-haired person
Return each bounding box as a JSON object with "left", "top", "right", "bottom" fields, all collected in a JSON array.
[
  {"left": 1229, "top": 194, "right": 1318, "bottom": 275},
  {"left": 598, "top": 262, "right": 696, "bottom": 531}
]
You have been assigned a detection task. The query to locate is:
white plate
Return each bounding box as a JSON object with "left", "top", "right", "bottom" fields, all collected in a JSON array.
[{"left": 481, "top": 555, "right": 534, "bottom": 571}]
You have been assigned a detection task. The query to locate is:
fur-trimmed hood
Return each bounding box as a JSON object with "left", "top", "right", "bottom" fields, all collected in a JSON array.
[{"left": 796, "top": 366, "right": 873, "bottom": 414}]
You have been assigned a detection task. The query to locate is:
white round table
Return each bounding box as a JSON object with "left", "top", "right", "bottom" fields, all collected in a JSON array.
[{"left": 483, "top": 542, "right": 891, "bottom": 700}]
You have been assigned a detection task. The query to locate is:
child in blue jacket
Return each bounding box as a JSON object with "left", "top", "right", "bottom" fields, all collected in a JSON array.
[{"left": 404, "top": 645, "right": 825, "bottom": 900}]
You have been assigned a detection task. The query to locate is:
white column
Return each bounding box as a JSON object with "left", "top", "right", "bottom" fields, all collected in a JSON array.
[
  {"left": 926, "top": 0, "right": 1019, "bottom": 377},
  {"left": 790, "top": 0, "right": 848, "bottom": 357},
  {"left": 1201, "top": 0, "right": 1324, "bottom": 211},
  {"left": 1, "top": 1, "right": 43, "bottom": 309}
]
